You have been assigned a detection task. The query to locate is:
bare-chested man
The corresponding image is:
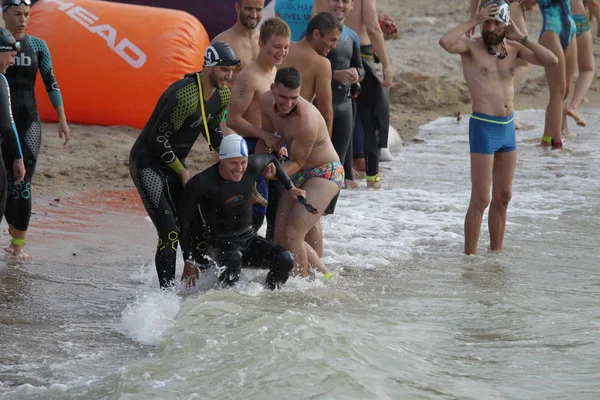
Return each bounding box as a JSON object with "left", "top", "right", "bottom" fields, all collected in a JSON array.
[
  {"left": 226, "top": 17, "right": 290, "bottom": 151},
  {"left": 439, "top": 2, "right": 557, "bottom": 255},
  {"left": 262, "top": 67, "right": 343, "bottom": 278},
  {"left": 212, "top": 0, "right": 264, "bottom": 83},
  {"left": 281, "top": 12, "right": 342, "bottom": 134}
]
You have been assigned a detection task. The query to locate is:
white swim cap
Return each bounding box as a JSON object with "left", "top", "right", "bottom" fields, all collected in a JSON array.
[
  {"left": 219, "top": 134, "right": 249, "bottom": 159},
  {"left": 484, "top": 0, "right": 510, "bottom": 25}
]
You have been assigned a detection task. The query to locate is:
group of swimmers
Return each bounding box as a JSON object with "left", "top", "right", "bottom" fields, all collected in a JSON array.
[
  {"left": 130, "top": 0, "right": 394, "bottom": 289},
  {"left": 0, "top": 0, "right": 70, "bottom": 261},
  {"left": 1, "top": 0, "right": 586, "bottom": 287}
]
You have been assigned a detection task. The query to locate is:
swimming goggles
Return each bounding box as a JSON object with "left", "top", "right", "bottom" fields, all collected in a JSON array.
[
  {"left": 2, "top": 0, "right": 32, "bottom": 9},
  {"left": 297, "top": 196, "right": 318, "bottom": 215},
  {"left": 0, "top": 41, "right": 20, "bottom": 52}
]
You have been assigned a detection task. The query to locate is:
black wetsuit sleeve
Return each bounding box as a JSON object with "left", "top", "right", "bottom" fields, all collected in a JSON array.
[
  {"left": 205, "top": 87, "right": 231, "bottom": 151},
  {"left": 146, "top": 90, "right": 188, "bottom": 173},
  {"left": 0, "top": 75, "right": 23, "bottom": 160},
  {"left": 251, "top": 153, "right": 294, "bottom": 190},
  {"left": 178, "top": 173, "right": 211, "bottom": 262},
  {"left": 351, "top": 38, "right": 365, "bottom": 81}
]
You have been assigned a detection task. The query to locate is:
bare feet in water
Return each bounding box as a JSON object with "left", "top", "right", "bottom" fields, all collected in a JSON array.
[
  {"left": 4, "top": 244, "right": 33, "bottom": 260},
  {"left": 566, "top": 108, "right": 586, "bottom": 127},
  {"left": 344, "top": 179, "right": 359, "bottom": 189}
]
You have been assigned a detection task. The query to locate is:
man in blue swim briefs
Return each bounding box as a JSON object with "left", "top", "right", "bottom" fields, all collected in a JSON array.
[{"left": 439, "top": 0, "right": 558, "bottom": 254}]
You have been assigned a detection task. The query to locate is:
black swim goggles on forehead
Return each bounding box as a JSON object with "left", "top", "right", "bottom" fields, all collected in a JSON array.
[
  {"left": 297, "top": 196, "right": 318, "bottom": 215},
  {"left": 0, "top": 41, "right": 20, "bottom": 52},
  {"left": 2, "top": 0, "right": 31, "bottom": 11}
]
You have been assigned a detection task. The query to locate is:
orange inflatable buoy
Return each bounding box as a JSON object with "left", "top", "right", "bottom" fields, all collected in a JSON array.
[{"left": 28, "top": 0, "right": 210, "bottom": 129}]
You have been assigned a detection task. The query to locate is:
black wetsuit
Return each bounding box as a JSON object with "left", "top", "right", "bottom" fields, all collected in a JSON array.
[
  {"left": 2, "top": 34, "right": 62, "bottom": 231},
  {"left": 179, "top": 154, "right": 295, "bottom": 290},
  {"left": 326, "top": 25, "right": 364, "bottom": 182},
  {"left": 129, "top": 72, "right": 231, "bottom": 288},
  {"left": 0, "top": 74, "right": 24, "bottom": 225},
  {"left": 355, "top": 45, "right": 390, "bottom": 178}
]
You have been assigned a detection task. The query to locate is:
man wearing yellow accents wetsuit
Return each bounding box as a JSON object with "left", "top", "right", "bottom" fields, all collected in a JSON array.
[
  {"left": 129, "top": 42, "right": 239, "bottom": 288},
  {"left": 439, "top": 1, "right": 557, "bottom": 255}
]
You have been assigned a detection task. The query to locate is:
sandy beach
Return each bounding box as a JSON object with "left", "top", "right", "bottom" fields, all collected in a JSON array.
[{"left": 31, "top": 0, "right": 600, "bottom": 197}]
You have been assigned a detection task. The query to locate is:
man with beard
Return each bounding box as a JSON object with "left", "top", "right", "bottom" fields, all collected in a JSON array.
[
  {"left": 213, "top": 0, "right": 265, "bottom": 83},
  {"left": 439, "top": 1, "right": 557, "bottom": 255},
  {"left": 129, "top": 42, "right": 240, "bottom": 288},
  {"left": 262, "top": 67, "right": 343, "bottom": 278}
]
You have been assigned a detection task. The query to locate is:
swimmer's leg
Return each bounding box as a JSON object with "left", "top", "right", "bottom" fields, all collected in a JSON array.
[
  {"left": 275, "top": 179, "right": 339, "bottom": 277},
  {"left": 539, "top": 31, "right": 568, "bottom": 147},
  {"left": 3, "top": 119, "right": 40, "bottom": 260},
  {"left": 130, "top": 159, "right": 182, "bottom": 288},
  {"left": 305, "top": 241, "right": 328, "bottom": 274},
  {"left": 488, "top": 150, "right": 517, "bottom": 252},
  {"left": 331, "top": 99, "right": 356, "bottom": 186},
  {"left": 567, "top": 28, "right": 594, "bottom": 127},
  {"left": 304, "top": 220, "right": 323, "bottom": 258},
  {"left": 464, "top": 152, "right": 494, "bottom": 255},
  {"left": 243, "top": 236, "right": 293, "bottom": 289}
]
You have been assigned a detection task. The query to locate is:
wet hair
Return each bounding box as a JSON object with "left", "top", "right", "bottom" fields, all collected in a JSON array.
[
  {"left": 275, "top": 66, "right": 302, "bottom": 90},
  {"left": 306, "top": 12, "right": 342, "bottom": 39},
  {"left": 259, "top": 17, "right": 291, "bottom": 43}
]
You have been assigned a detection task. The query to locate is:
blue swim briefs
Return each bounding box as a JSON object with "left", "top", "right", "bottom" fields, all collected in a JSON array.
[{"left": 469, "top": 112, "right": 516, "bottom": 154}]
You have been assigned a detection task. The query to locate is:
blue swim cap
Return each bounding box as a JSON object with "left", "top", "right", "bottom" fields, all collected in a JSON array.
[{"left": 219, "top": 134, "right": 248, "bottom": 159}]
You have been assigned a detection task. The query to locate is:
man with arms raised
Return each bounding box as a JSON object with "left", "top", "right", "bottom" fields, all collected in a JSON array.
[
  {"left": 439, "top": 1, "right": 557, "bottom": 254},
  {"left": 262, "top": 67, "right": 343, "bottom": 278},
  {"left": 213, "top": 0, "right": 264, "bottom": 83}
]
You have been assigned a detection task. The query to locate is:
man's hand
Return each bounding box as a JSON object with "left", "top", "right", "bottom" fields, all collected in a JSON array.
[
  {"left": 382, "top": 66, "right": 393, "bottom": 88},
  {"left": 290, "top": 186, "right": 306, "bottom": 199},
  {"left": 474, "top": 3, "right": 499, "bottom": 25},
  {"left": 333, "top": 69, "right": 359, "bottom": 84},
  {"left": 263, "top": 162, "right": 276, "bottom": 180},
  {"left": 264, "top": 135, "right": 284, "bottom": 152},
  {"left": 12, "top": 158, "right": 25, "bottom": 185},
  {"left": 58, "top": 121, "right": 70, "bottom": 146},
  {"left": 179, "top": 169, "right": 193, "bottom": 186},
  {"left": 181, "top": 261, "right": 200, "bottom": 289},
  {"left": 505, "top": 19, "right": 525, "bottom": 42}
]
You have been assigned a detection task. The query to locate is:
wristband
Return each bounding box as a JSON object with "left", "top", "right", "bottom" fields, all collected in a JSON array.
[{"left": 520, "top": 35, "right": 528, "bottom": 45}]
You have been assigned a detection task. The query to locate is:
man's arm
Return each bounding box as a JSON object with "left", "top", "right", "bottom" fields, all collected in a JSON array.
[
  {"left": 438, "top": 15, "right": 482, "bottom": 55},
  {"left": 283, "top": 120, "right": 318, "bottom": 176},
  {"left": 361, "top": 0, "right": 393, "bottom": 87},
  {"left": 226, "top": 73, "right": 272, "bottom": 141},
  {"left": 314, "top": 58, "right": 334, "bottom": 135},
  {"left": 178, "top": 174, "right": 210, "bottom": 263},
  {"left": 514, "top": 36, "right": 558, "bottom": 67}
]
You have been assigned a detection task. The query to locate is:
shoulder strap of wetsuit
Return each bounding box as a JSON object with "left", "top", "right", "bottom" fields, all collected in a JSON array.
[{"left": 196, "top": 72, "right": 213, "bottom": 150}]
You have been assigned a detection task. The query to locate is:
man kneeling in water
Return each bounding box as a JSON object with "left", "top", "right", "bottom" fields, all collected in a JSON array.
[{"left": 178, "top": 134, "right": 308, "bottom": 289}]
